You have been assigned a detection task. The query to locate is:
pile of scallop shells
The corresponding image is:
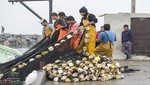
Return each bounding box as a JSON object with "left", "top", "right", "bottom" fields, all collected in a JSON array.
[{"left": 43, "top": 55, "right": 124, "bottom": 83}]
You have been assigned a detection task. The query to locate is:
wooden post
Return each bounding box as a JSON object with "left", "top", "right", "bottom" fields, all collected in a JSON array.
[
  {"left": 131, "top": 0, "right": 136, "bottom": 13},
  {"left": 49, "top": 0, "right": 53, "bottom": 23}
]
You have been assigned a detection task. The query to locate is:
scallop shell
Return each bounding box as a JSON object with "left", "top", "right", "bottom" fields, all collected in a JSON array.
[
  {"left": 85, "top": 27, "right": 90, "bottom": 30},
  {"left": 11, "top": 68, "right": 17, "bottom": 72},
  {"left": 61, "top": 76, "right": 67, "bottom": 81},
  {"left": 77, "top": 67, "right": 84, "bottom": 73},
  {"left": 55, "top": 60, "right": 61, "bottom": 64},
  {"left": 67, "top": 35, "right": 72, "bottom": 39},
  {"left": 62, "top": 63, "right": 67, "bottom": 69},
  {"left": 82, "top": 57, "right": 87, "bottom": 61},
  {"left": 48, "top": 46, "right": 54, "bottom": 51},
  {"left": 36, "top": 55, "right": 42, "bottom": 58},
  {"left": 83, "top": 66, "right": 88, "bottom": 70},
  {"left": 53, "top": 64, "right": 58, "bottom": 69},
  {"left": 76, "top": 60, "right": 82, "bottom": 65},
  {"left": 54, "top": 43, "right": 60, "bottom": 47},
  {"left": 84, "top": 38, "right": 89, "bottom": 43},
  {"left": 68, "top": 63, "right": 74, "bottom": 67},
  {"left": 85, "top": 33, "right": 90, "bottom": 38},
  {"left": 72, "top": 78, "right": 79, "bottom": 82},
  {"left": 0, "top": 74, "right": 4, "bottom": 79},
  {"left": 53, "top": 77, "right": 59, "bottom": 82},
  {"left": 65, "top": 78, "right": 71, "bottom": 83},
  {"left": 18, "top": 64, "right": 24, "bottom": 69},
  {"left": 83, "top": 47, "right": 87, "bottom": 52},
  {"left": 42, "top": 51, "right": 48, "bottom": 55},
  {"left": 79, "top": 26, "right": 84, "bottom": 30},
  {"left": 58, "top": 69, "right": 63, "bottom": 74},
  {"left": 89, "top": 64, "right": 94, "bottom": 68},
  {"left": 94, "top": 56, "right": 101, "bottom": 62},
  {"left": 29, "top": 58, "right": 35, "bottom": 62},
  {"left": 79, "top": 74, "right": 84, "bottom": 79},
  {"left": 84, "top": 61, "right": 91, "bottom": 65},
  {"left": 72, "top": 73, "right": 78, "bottom": 77},
  {"left": 60, "top": 39, "right": 66, "bottom": 43}
]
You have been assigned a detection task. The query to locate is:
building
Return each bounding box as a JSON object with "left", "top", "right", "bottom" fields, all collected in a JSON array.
[{"left": 104, "top": 13, "right": 150, "bottom": 59}]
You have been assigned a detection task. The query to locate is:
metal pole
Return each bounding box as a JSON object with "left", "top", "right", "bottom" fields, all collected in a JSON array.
[
  {"left": 49, "top": 0, "right": 53, "bottom": 23},
  {"left": 19, "top": 1, "right": 43, "bottom": 19},
  {"left": 131, "top": 0, "right": 136, "bottom": 13}
]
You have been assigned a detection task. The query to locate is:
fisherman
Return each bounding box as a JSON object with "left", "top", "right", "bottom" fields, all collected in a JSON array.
[
  {"left": 39, "top": 19, "right": 53, "bottom": 38},
  {"left": 95, "top": 24, "right": 116, "bottom": 58},
  {"left": 1, "top": 26, "right": 5, "bottom": 34},
  {"left": 122, "top": 24, "right": 132, "bottom": 60},
  {"left": 50, "top": 12, "right": 68, "bottom": 41},
  {"left": 58, "top": 12, "right": 67, "bottom": 19},
  {"left": 96, "top": 26, "right": 104, "bottom": 47},
  {"left": 66, "top": 16, "right": 81, "bottom": 49},
  {"left": 39, "top": 19, "right": 53, "bottom": 69},
  {"left": 77, "top": 6, "right": 98, "bottom": 55}
]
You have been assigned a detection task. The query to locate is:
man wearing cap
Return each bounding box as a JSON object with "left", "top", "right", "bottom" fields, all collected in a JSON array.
[
  {"left": 40, "top": 19, "right": 53, "bottom": 38},
  {"left": 76, "top": 6, "right": 98, "bottom": 55}
]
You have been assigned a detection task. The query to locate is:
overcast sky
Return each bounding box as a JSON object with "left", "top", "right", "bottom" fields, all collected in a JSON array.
[{"left": 0, "top": 0, "right": 150, "bottom": 34}]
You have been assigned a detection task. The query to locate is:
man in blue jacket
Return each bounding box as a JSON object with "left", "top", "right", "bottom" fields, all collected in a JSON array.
[{"left": 122, "top": 24, "right": 132, "bottom": 60}]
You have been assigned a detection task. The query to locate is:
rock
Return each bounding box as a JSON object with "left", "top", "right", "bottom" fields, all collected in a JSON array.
[
  {"left": 3, "top": 40, "right": 10, "bottom": 46},
  {"left": 2, "top": 33, "right": 11, "bottom": 38},
  {"left": 20, "top": 38, "right": 28, "bottom": 47},
  {"left": 0, "top": 37, "right": 5, "bottom": 42},
  {"left": 7, "top": 37, "right": 16, "bottom": 42}
]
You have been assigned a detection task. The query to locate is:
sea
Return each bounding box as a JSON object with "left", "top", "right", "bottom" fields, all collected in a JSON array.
[{"left": 0, "top": 48, "right": 28, "bottom": 64}]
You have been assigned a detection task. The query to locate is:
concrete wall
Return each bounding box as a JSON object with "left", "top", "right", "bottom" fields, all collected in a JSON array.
[{"left": 104, "top": 13, "right": 150, "bottom": 59}]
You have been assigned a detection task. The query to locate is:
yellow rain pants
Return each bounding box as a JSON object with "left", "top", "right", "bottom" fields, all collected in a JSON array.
[
  {"left": 95, "top": 42, "right": 113, "bottom": 58},
  {"left": 76, "top": 19, "right": 96, "bottom": 55}
]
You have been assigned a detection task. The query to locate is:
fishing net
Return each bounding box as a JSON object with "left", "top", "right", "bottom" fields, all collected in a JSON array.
[{"left": 0, "top": 30, "right": 84, "bottom": 80}]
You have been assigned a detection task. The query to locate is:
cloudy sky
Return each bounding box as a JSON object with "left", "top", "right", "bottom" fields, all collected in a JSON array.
[{"left": 0, "top": 0, "right": 150, "bottom": 34}]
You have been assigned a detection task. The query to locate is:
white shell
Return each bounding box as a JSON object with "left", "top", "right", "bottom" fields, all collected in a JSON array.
[
  {"left": 61, "top": 76, "right": 67, "bottom": 81},
  {"left": 60, "top": 39, "right": 66, "bottom": 43},
  {"left": 72, "top": 73, "right": 78, "bottom": 77},
  {"left": 77, "top": 67, "right": 83, "bottom": 73},
  {"left": 55, "top": 60, "right": 61, "bottom": 63},
  {"left": 85, "top": 27, "right": 90, "bottom": 30},
  {"left": 90, "top": 68, "right": 95, "bottom": 73},
  {"left": 48, "top": 46, "right": 54, "bottom": 51},
  {"left": 89, "top": 64, "right": 94, "bottom": 68},
  {"left": 29, "top": 58, "right": 35, "bottom": 62},
  {"left": 53, "top": 77, "right": 59, "bottom": 82},
  {"left": 83, "top": 66, "right": 88, "bottom": 70},
  {"left": 68, "top": 63, "right": 74, "bottom": 67},
  {"left": 73, "top": 30, "right": 78, "bottom": 35},
  {"left": 107, "top": 64, "right": 112, "bottom": 67},
  {"left": 54, "top": 43, "right": 60, "bottom": 47},
  {"left": 84, "top": 38, "right": 89, "bottom": 43},
  {"left": 85, "top": 33, "right": 90, "bottom": 38},
  {"left": 79, "top": 26, "right": 84, "bottom": 30},
  {"left": 121, "top": 74, "right": 125, "bottom": 79},
  {"left": 76, "top": 60, "right": 81, "bottom": 65},
  {"left": 85, "top": 75, "right": 90, "bottom": 80},
  {"left": 114, "top": 62, "right": 121, "bottom": 67},
  {"left": 58, "top": 69, "right": 63, "bottom": 74},
  {"left": 79, "top": 74, "right": 84, "bottom": 79},
  {"left": 67, "top": 35, "right": 72, "bottom": 39},
  {"left": 72, "top": 78, "right": 79, "bottom": 82}
]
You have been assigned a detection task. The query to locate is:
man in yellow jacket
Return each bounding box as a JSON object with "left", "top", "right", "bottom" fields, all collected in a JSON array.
[
  {"left": 39, "top": 19, "right": 53, "bottom": 69},
  {"left": 77, "top": 6, "right": 98, "bottom": 55},
  {"left": 40, "top": 19, "right": 53, "bottom": 38}
]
